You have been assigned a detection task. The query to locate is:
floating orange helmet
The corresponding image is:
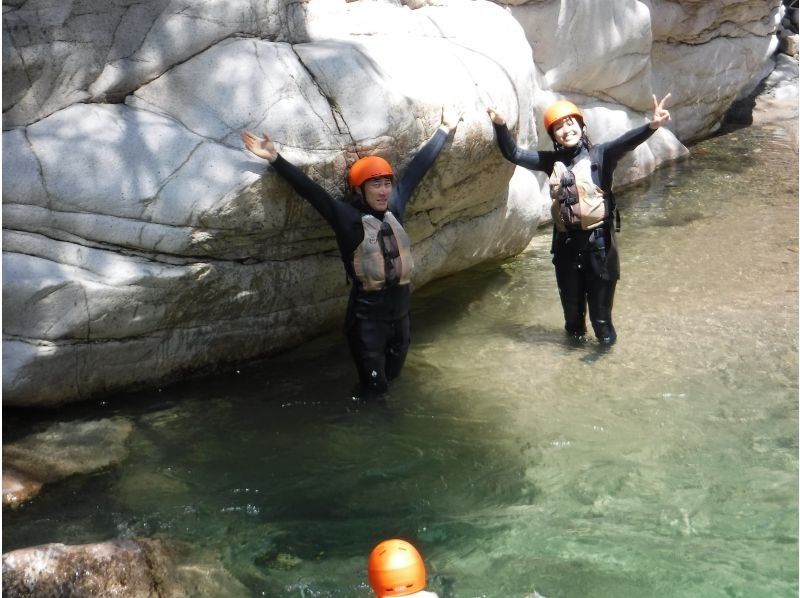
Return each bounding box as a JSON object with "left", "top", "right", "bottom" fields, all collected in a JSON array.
[
  {"left": 542, "top": 100, "right": 584, "bottom": 131},
  {"left": 368, "top": 539, "right": 426, "bottom": 597},
  {"left": 348, "top": 156, "right": 395, "bottom": 190}
]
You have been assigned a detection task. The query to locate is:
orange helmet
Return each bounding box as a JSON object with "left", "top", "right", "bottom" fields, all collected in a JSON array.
[
  {"left": 542, "top": 100, "right": 584, "bottom": 131},
  {"left": 368, "top": 539, "right": 426, "bottom": 597},
  {"left": 348, "top": 156, "right": 395, "bottom": 190}
]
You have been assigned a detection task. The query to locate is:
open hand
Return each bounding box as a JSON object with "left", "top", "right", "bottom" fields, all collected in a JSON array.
[
  {"left": 486, "top": 106, "right": 505, "bottom": 126},
  {"left": 441, "top": 105, "right": 464, "bottom": 132},
  {"left": 650, "top": 93, "right": 672, "bottom": 129},
  {"left": 242, "top": 130, "right": 277, "bottom": 162}
]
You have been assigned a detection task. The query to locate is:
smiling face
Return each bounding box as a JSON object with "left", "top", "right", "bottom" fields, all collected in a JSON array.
[
  {"left": 361, "top": 176, "right": 393, "bottom": 212},
  {"left": 551, "top": 115, "right": 583, "bottom": 148}
]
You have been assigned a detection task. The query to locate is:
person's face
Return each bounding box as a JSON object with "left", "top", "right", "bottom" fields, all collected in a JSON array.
[
  {"left": 361, "top": 176, "right": 393, "bottom": 212},
  {"left": 551, "top": 115, "right": 583, "bottom": 148}
]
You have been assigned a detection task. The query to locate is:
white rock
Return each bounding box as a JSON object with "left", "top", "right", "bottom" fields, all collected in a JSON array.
[
  {"left": 651, "top": 34, "right": 778, "bottom": 139},
  {"left": 506, "top": 0, "right": 654, "bottom": 110}
]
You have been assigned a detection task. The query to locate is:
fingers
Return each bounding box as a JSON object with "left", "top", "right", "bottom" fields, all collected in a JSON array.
[
  {"left": 241, "top": 129, "right": 277, "bottom": 161},
  {"left": 242, "top": 130, "right": 262, "bottom": 146},
  {"left": 441, "top": 104, "right": 463, "bottom": 129},
  {"left": 486, "top": 106, "right": 505, "bottom": 125},
  {"left": 650, "top": 93, "right": 672, "bottom": 127},
  {"left": 653, "top": 92, "right": 671, "bottom": 110},
  {"left": 241, "top": 130, "right": 269, "bottom": 140}
]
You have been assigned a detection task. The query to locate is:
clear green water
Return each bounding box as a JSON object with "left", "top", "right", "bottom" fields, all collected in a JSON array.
[{"left": 4, "top": 122, "right": 798, "bottom": 597}]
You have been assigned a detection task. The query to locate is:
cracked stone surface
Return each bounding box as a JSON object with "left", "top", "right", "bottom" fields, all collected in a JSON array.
[{"left": 2, "top": 0, "right": 782, "bottom": 405}]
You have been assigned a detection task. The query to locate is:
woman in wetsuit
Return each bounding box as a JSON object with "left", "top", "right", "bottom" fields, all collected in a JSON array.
[
  {"left": 242, "top": 109, "right": 460, "bottom": 395},
  {"left": 487, "top": 95, "right": 671, "bottom": 345}
]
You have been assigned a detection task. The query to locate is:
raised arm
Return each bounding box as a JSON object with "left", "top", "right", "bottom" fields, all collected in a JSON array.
[
  {"left": 600, "top": 94, "right": 671, "bottom": 166},
  {"left": 487, "top": 107, "right": 551, "bottom": 172},
  {"left": 242, "top": 129, "right": 344, "bottom": 228},
  {"left": 392, "top": 106, "right": 462, "bottom": 217}
]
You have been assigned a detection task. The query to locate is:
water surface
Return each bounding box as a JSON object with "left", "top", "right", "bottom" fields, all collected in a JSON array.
[{"left": 4, "top": 122, "right": 798, "bottom": 597}]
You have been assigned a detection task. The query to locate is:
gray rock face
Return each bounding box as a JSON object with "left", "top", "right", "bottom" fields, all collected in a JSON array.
[
  {"left": 2, "top": 0, "right": 782, "bottom": 405},
  {"left": 504, "top": 0, "right": 783, "bottom": 140}
]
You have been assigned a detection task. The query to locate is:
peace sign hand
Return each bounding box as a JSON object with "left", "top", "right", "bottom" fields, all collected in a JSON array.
[{"left": 650, "top": 93, "right": 672, "bottom": 129}]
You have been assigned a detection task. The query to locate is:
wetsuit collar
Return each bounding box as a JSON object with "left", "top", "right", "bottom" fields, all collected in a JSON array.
[{"left": 559, "top": 142, "right": 585, "bottom": 160}]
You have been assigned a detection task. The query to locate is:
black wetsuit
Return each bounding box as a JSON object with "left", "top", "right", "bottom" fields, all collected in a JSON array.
[
  {"left": 270, "top": 127, "right": 449, "bottom": 391},
  {"left": 493, "top": 122, "right": 655, "bottom": 344}
]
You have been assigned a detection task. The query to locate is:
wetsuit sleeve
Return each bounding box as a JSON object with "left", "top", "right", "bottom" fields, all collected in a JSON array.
[
  {"left": 392, "top": 127, "right": 449, "bottom": 217},
  {"left": 601, "top": 123, "right": 656, "bottom": 167},
  {"left": 269, "top": 153, "right": 351, "bottom": 230},
  {"left": 492, "top": 123, "right": 552, "bottom": 172}
]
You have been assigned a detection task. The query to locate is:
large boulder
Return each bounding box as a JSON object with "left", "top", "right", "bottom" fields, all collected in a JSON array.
[{"left": 2, "top": 0, "right": 781, "bottom": 406}]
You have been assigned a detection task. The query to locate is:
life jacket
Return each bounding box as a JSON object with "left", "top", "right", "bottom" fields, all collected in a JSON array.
[
  {"left": 549, "top": 148, "right": 608, "bottom": 233},
  {"left": 352, "top": 211, "right": 413, "bottom": 291}
]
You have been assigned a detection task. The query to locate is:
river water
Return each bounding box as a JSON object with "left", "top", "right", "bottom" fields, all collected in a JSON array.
[{"left": 3, "top": 121, "right": 798, "bottom": 597}]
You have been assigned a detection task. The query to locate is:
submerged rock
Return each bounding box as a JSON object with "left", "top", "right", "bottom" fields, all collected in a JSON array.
[
  {"left": 2, "top": 417, "right": 134, "bottom": 506},
  {"left": 2, "top": 468, "right": 43, "bottom": 510}
]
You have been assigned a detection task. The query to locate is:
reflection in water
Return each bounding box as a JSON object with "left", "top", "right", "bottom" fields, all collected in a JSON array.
[{"left": 3, "top": 123, "right": 798, "bottom": 597}]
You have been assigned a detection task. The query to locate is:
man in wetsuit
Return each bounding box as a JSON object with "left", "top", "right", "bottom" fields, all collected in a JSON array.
[
  {"left": 487, "top": 95, "right": 671, "bottom": 345},
  {"left": 243, "top": 108, "right": 461, "bottom": 395}
]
